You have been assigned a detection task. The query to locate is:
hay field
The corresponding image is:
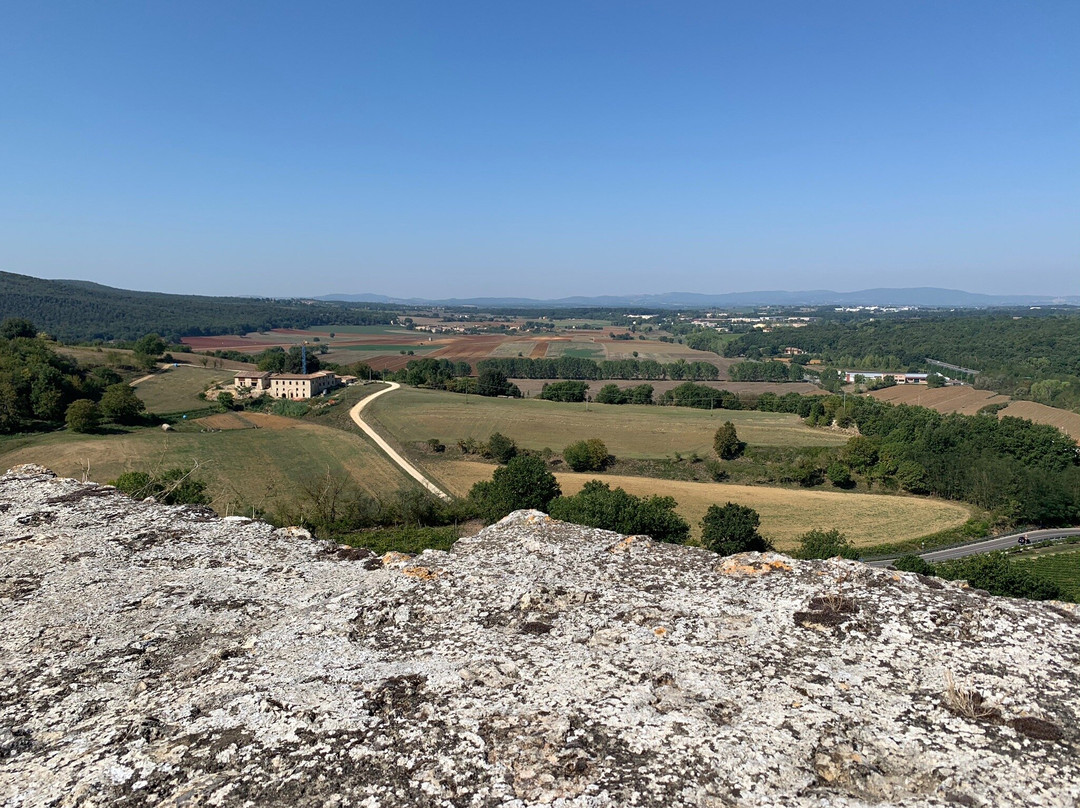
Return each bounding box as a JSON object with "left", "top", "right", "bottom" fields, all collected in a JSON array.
[
  {"left": 132, "top": 365, "right": 235, "bottom": 414},
  {"left": 0, "top": 418, "right": 410, "bottom": 514},
  {"left": 431, "top": 461, "right": 971, "bottom": 550},
  {"left": 869, "top": 385, "right": 1008, "bottom": 414},
  {"left": 365, "top": 388, "right": 851, "bottom": 458},
  {"left": 869, "top": 386, "right": 1080, "bottom": 441},
  {"left": 999, "top": 401, "right": 1080, "bottom": 441}
]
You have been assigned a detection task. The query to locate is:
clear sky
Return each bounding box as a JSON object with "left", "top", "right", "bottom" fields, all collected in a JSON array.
[{"left": 2, "top": 1, "right": 1077, "bottom": 299}]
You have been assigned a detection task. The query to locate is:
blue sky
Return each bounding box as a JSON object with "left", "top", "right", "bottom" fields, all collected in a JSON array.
[{"left": 2, "top": 1, "right": 1077, "bottom": 298}]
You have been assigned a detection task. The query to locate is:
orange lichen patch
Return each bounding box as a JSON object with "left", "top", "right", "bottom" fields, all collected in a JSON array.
[
  {"left": 402, "top": 566, "right": 442, "bottom": 581},
  {"left": 608, "top": 536, "right": 636, "bottom": 554},
  {"left": 653, "top": 626, "right": 668, "bottom": 637},
  {"left": 717, "top": 556, "right": 793, "bottom": 576},
  {"left": 381, "top": 552, "right": 413, "bottom": 567}
]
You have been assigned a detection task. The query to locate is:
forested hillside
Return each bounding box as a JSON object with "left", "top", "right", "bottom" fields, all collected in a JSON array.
[{"left": 0, "top": 272, "right": 396, "bottom": 342}]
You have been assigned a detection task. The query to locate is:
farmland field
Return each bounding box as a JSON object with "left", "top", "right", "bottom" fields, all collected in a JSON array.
[
  {"left": 132, "top": 365, "right": 235, "bottom": 414},
  {"left": 0, "top": 413, "right": 409, "bottom": 515},
  {"left": 1013, "top": 544, "right": 1080, "bottom": 601},
  {"left": 428, "top": 461, "right": 972, "bottom": 550},
  {"left": 511, "top": 378, "right": 821, "bottom": 398},
  {"left": 364, "top": 387, "right": 852, "bottom": 458},
  {"left": 869, "top": 386, "right": 1080, "bottom": 440}
]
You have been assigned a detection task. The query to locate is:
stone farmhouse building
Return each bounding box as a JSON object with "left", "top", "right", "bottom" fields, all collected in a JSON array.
[{"left": 234, "top": 370, "right": 341, "bottom": 400}]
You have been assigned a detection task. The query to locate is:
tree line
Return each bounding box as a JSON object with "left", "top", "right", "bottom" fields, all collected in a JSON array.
[{"left": 475, "top": 356, "right": 721, "bottom": 381}]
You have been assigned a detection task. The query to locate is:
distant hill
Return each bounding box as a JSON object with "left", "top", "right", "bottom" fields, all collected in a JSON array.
[
  {"left": 318, "top": 287, "right": 1080, "bottom": 309},
  {"left": 0, "top": 272, "right": 395, "bottom": 343}
]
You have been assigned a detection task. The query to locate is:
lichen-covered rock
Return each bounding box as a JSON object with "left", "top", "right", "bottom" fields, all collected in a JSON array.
[{"left": 1, "top": 466, "right": 1077, "bottom": 807}]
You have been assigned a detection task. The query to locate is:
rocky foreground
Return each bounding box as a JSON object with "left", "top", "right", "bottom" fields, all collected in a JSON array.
[{"left": 1, "top": 465, "right": 1078, "bottom": 807}]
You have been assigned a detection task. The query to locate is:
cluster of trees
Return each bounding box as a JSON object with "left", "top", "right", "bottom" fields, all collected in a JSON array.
[
  {"left": 255, "top": 346, "right": 322, "bottom": 374},
  {"left": 538, "top": 381, "right": 589, "bottom": 402},
  {"left": 728, "top": 360, "right": 805, "bottom": 382},
  {"left": 475, "top": 357, "right": 720, "bottom": 381},
  {"left": 0, "top": 318, "right": 147, "bottom": 434},
  {"left": 595, "top": 383, "right": 655, "bottom": 405},
  {"left": 384, "top": 358, "right": 471, "bottom": 388},
  {"left": 0, "top": 270, "right": 397, "bottom": 342}
]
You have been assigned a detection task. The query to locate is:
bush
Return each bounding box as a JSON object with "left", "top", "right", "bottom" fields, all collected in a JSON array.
[
  {"left": 933, "top": 552, "right": 1064, "bottom": 600},
  {"left": 826, "top": 462, "right": 853, "bottom": 488},
  {"left": 65, "top": 399, "right": 101, "bottom": 433},
  {"left": 468, "top": 455, "right": 561, "bottom": 522},
  {"left": 426, "top": 438, "right": 446, "bottom": 453},
  {"left": 538, "top": 381, "right": 589, "bottom": 402},
  {"left": 713, "top": 421, "right": 745, "bottom": 460},
  {"left": 893, "top": 554, "right": 935, "bottom": 575},
  {"left": 701, "top": 503, "right": 771, "bottom": 555},
  {"left": 793, "top": 528, "right": 859, "bottom": 560},
  {"left": 111, "top": 468, "right": 209, "bottom": 506},
  {"left": 563, "top": 438, "right": 609, "bottom": 472},
  {"left": 486, "top": 432, "right": 518, "bottom": 464},
  {"left": 99, "top": 383, "right": 145, "bottom": 424},
  {"left": 549, "top": 480, "right": 690, "bottom": 543}
]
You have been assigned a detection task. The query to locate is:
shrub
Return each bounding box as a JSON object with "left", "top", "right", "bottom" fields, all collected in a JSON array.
[
  {"left": 549, "top": 480, "right": 690, "bottom": 543},
  {"left": 486, "top": 432, "right": 518, "bottom": 464},
  {"left": 893, "top": 554, "right": 935, "bottom": 575},
  {"left": 538, "top": 381, "right": 589, "bottom": 402},
  {"left": 99, "top": 383, "right": 145, "bottom": 424},
  {"left": 793, "top": 528, "right": 859, "bottom": 560},
  {"left": 426, "top": 438, "right": 446, "bottom": 453},
  {"left": 826, "top": 462, "right": 853, "bottom": 488},
  {"left": 563, "top": 438, "right": 609, "bottom": 472},
  {"left": 933, "top": 552, "right": 1064, "bottom": 600},
  {"left": 65, "top": 399, "right": 101, "bottom": 433},
  {"left": 111, "top": 468, "right": 209, "bottom": 506},
  {"left": 701, "top": 503, "right": 771, "bottom": 555},
  {"left": 468, "top": 455, "right": 561, "bottom": 522},
  {"left": 713, "top": 421, "right": 745, "bottom": 460}
]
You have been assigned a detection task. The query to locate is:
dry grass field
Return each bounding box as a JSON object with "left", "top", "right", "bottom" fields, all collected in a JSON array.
[
  {"left": 869, "top": 386, "right": 1080, "bottom": 441},
  {"left": 430, "top": 460, "right": 972, "bottom": 550},
  {"left": 364, "top": 387, "right": 851, "bottom": 459},
  {"left": 869, "top": 385, "right": 1009, "bottom": 414},
  {"left": 0, "top": 418, "right": 410, "bottom": 515},
  {"left": 132, "top": 365, "right": 235, "bottom": 414}
]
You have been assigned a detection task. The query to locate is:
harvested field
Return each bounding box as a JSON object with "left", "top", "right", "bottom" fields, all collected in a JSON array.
[
  {"left": 1000, "top": 401, "right": 1080, "bottom": 442},
  {"left": 364, "top": 387, "right": 851, "bottom": 457},
  {"left": 430, "top": 461, "right": 972, "bottom": 550},
  {"left": 869, "top": 386, "right": 1080, "bottom": 441},
  {"left": 869, "top": 385, "right": 1009, "bottom": 415}
]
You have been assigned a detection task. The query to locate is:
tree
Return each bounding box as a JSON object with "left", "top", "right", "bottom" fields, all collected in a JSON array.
[
  {"left": 700, "top": 503, "right": 770, "bottom": 555},
  {"left": 826, "top": 462, "right": 853, "bottom": 488},
  {"left": 893, "top": 554, "right": 934, "bottom": 575},
  {"left": 99, "top": 383, "right": 145, "bottom": 424},
  {"left": 549, "top": 480, "right": 689, "bottom": 543},
  {"left": 486, "top": 432, "right": 518, "bottom": 464},
  {"left": 0, "top": 318, "right": 36, "bottom": 340},
  {"left": 538, "top": 381, "right": 589, "bottom": 402},
  {"left": 468, "top": 455, "right": 561, "bottom": 522},
  {"left": 134, "top": 333, "right": 166, "bottom": 358},
  {"left": 926, "top": 373, "right": 946, "bottom": 388},
  {"left": 563, "top": 438, "right": 609, "bottom": 472},
  {"left": 217, "top": 391, "right": 235, "bottom": 411},
  {"left": 65, "top": 399, "right": 101, "bottom": 433},
  {"left": 713, "top": 421, "right": 745, "bottom": 460},
  {"left": 793, "top": 528, "right": 859, "bottom": 560},
  {"left": 478, "top": 367, "right": 512, "bottom": 397}
]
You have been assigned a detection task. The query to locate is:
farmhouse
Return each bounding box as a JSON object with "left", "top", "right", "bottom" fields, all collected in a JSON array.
[
  {"left": 234, "top": 370, "right": 340, "bottom": 399},
  {"left": 233, "top": 370, "right": 272, "bottom": 391},
  {"left": 842, "top": 371, "right": 934, "bottom": 385}
]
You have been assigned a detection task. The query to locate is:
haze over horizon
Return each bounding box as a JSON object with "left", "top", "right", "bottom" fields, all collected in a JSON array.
[{"left": 2, "top": 2, "right": 1077, "bottom": 300}]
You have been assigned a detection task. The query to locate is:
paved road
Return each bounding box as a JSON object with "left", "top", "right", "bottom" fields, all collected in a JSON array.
[
  {"left": 868, "top": 527, "right": 1080, "bottom": 566},
  {"left": 349, "top": 382, "right": 451, "bottom": 502}
]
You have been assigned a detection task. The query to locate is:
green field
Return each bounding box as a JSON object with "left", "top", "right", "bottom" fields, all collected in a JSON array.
[
  {"left": 545, "top": 342, "right": 606, "bottom": 359},
  {"left": 133, "top": 365, "right": 235, "bottom": 414},
  {"left": 363, "top": 387, "right": 850, "bottom": 459},
  {"left": 285, "top": 325, "right": 409, "bottom": 336},
  {"left": 1013, "top": 544, "right": 1080, "bottom": 601},
  {"left": 0, "top": 413, "right": 411, "bottom": 516}
]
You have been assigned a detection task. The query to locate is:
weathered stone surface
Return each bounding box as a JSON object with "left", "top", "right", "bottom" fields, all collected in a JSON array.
[{"left": 1, "top": 464, "right": 1078, "bottom": 807}]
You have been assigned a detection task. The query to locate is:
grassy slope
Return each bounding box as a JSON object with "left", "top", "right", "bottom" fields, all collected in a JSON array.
[
  {"left": 0, "top": 413, "right": 410, "bottom": 515},
  {"left": 363, "top": 387, "right": 850, "bottom": 459},
  {"left": 133, "top": 366, "right": 236, "bottom": 414},
  {"left": 428, "top": 460, "right": 973, "bottom": 550}
]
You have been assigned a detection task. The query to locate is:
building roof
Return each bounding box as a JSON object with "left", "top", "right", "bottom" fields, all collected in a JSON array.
[
  {"left": 234, "top": 370, "right": 272, "bottom": 379},
  {"left": 270, "top": 371, "right": 335, "bottom": 381}
]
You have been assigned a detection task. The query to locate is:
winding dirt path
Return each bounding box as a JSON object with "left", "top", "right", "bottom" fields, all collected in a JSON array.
[{"left": 349, "top": 383, "right": 451, "bottom": 501}]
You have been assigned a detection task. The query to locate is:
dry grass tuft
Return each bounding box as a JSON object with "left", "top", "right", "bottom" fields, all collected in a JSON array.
[{"left": 943, "top": 672, "right": 1002, "bottom": 722}]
